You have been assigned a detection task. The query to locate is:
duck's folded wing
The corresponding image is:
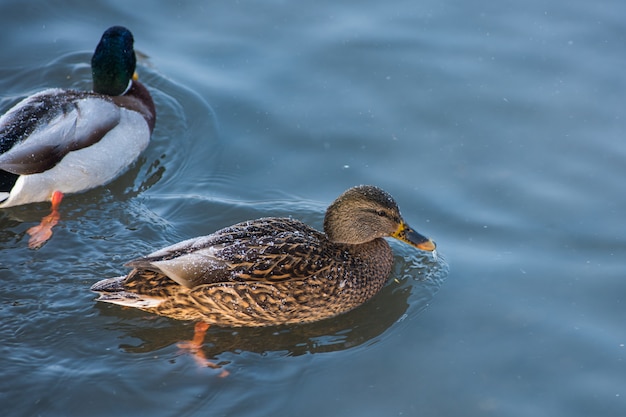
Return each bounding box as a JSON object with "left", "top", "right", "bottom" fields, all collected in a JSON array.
[
  {"left": 126, "top": 246, "right": 231, "bottom": 289},
  {"left": 124, "top": 236, "right": 232, "bottom": 289},
  {"left": 0, "top": 90, "right": 120, "bottom": 175},
  {"left": 124, "top": 220, "right": 335, "bottom": 290}
]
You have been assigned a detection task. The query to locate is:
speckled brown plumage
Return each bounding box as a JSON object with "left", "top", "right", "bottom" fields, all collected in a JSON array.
[{"left": 91, "top": 185, "right": 436, "bottom": 327}]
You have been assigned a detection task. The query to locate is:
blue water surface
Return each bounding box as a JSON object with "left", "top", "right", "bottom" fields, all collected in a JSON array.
[{"left": 0, "top": 1, "right": 624, "bottom": 416}]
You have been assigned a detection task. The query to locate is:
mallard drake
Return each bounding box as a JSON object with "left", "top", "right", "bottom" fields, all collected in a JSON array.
[
  {"left": 91, "top": 185, "right": 436, "bottom": 328},
  {"left": 0, "top": 26, "right": 155, "bottom": 248}
]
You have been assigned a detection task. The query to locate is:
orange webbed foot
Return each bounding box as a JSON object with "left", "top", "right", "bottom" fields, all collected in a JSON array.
[
  {"left": 177, "top": 322, "right": 229, "bottom": 377},
  {"left": 27, "top": 191, "right": 64, "bottom": 249}
]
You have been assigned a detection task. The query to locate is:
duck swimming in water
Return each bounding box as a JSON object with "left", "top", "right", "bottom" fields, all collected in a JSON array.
[
  {"left": 0, "top": 26, "right": 156, "bottom": 248},
  {"left": 91, "top": 185, "right": 436, "bottom": 328}
]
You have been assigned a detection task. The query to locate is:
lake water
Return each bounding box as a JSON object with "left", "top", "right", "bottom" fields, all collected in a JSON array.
[{"left": 1, "top": 1, "right": 625, "bottom": 416}]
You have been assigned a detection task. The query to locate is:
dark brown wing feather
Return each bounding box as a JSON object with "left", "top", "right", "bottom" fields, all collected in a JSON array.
[{"left": 124, "top": 218, "right": 340, "bottom": 288}]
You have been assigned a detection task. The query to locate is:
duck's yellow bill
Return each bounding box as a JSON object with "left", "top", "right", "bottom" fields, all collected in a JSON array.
[{"left": 392, "top": 222, "right": 436, "bottom": 252}]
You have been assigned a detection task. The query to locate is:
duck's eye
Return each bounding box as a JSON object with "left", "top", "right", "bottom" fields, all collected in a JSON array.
[{"left": 375, "top": 210, "right": 387, "bottom": 217}]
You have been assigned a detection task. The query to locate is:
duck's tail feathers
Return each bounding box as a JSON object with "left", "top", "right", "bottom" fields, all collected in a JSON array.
[{"left": 91, "top": 276, "right": 162, "bottom": 309}]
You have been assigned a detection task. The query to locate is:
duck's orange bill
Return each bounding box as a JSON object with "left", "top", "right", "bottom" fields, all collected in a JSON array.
[{"left": 392, "top": 222, "right": 436, "bottom": 252}]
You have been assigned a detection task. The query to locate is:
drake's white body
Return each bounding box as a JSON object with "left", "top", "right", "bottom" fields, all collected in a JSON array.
[{"left": 0, "top": 88, "right": 151, "bottom": 207}]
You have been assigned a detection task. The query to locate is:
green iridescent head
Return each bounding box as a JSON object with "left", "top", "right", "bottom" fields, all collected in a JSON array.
[{"left": 91, "top": 26, "right": 136, "bottom": 96}]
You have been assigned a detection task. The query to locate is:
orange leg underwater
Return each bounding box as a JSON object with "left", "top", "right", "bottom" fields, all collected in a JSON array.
[
  {"left": 27, "top": 191, "right": 63, "bottom": 249},
  {"left": 177, "top": 322, "right": 229, "bottom": 377}
]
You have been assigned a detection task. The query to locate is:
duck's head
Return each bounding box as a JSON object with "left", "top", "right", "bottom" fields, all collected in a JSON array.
[
  {"left": 323, "top": 185, "right": 436, "bottom": 251},
  {"left": 91, "top": 26, "right": 137, "bottom": 96}
]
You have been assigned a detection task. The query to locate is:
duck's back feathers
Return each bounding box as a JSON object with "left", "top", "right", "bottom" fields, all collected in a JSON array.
[{"left": 124, "top": 218, "right": 335, "bottom": 288}]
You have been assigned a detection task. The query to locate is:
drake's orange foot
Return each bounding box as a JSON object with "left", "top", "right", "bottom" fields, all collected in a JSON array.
[
  {"left": 27, "top": 191, "right": 64, "bottom": 249},
  {"left": 177, "top": 322, "right": 229, "bottom": 377}
]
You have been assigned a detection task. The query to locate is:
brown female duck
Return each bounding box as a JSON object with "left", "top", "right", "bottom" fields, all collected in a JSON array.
[{"left": 91, "top": 185, "right": 436, "bottom": 327}]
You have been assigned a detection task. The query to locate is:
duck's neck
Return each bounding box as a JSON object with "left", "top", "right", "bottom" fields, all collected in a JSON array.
[
  {"left": 342, "top": 237, "right": 394, "bottom": 289},
  {"left": 110, "top": 80, "right": 156, "bottom": 132}
]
